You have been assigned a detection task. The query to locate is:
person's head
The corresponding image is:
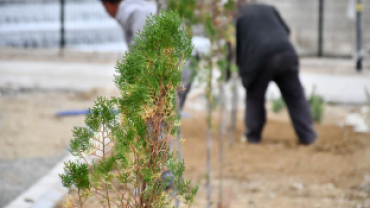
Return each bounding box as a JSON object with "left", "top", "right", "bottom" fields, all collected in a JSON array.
[{"left": 101, "top": 0, "right": 122, "bottom": 18}]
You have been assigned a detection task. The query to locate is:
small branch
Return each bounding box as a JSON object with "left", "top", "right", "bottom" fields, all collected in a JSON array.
[
  {"left": 91, "top": 137, "right": 104, "bottom": 144},
  {"left": 77, "top": 189, "right": 83, "bottom": 208},
  {"left": 104, "top": 149, "right": 114, "bottom": 156},
  {"left": 112, "top": 164, "right": 139, "bottom": 205},
  {"left": 102, "top": 124, "right": 106, "bottom": 160},
  {"left": 109, "top": 180, "right": 124, "bottom": 202},
  {"left": 77, "top": 150, "right": 93, "bottom": 171},
  {"left": 91, "top": 190, "right": 107, "bottom": 208}
]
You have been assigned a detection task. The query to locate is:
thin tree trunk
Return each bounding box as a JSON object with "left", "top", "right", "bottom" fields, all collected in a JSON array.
[
  {"left": 177, "top": 128, "right": 184, "bottom": 164},
  {"left": 155, "top": 0, "right": 160, "bottom": 13},
  {"left": 206, "top": 58, "right": 213, "bottom": 208},
  {"left": 217, "top": 80, "right": 226, "bottom": 208},
  {"left": 174, "top": 127, "right": 183, "bottom": 208},
  {"left": 175, "top": 104, "right": 183, "bottom": 208},
  {"left": 206, "top": 113, "right": 212, "bottom": 208},
  {"left": 176, "top": 93, "right": 184, "bottom": 165},
  {"left": 155, "top": 0, "right": 167, "bottom": 13},
  {"left": 228, "top": 73, "right": 239, "bottom": 146}
]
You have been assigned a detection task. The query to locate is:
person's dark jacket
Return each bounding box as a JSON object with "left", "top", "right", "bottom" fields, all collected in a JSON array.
[{"left": 236, "top": 4, "right": 295, "bottom": 88}]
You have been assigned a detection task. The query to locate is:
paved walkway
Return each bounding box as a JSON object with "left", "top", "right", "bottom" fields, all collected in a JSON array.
[
  {"left": 268, "top": 73, "right": 370, "bottom": 104},
  {"left": 1, "top": 60, "right": 370, "bottom": 104},
  {"left": 0, "top": 60, "right": 116, "bottom": 91}
]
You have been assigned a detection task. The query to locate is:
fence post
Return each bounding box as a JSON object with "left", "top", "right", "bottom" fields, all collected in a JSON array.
[
  {"left": 356, "top": 0, "right": 363, "bottom": 72},
  {"left": 318, "top": 0, "right": 324, "bottom": 57},
  {"left": 59, "top": 0, "right": 65, "bottom": 56}
]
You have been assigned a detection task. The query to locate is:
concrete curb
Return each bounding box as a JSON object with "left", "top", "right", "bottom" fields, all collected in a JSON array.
[{"left": 4, "top": 154, "right": 74, "bottom": 208}]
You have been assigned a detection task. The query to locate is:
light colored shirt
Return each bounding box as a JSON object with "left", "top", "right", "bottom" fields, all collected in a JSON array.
[
  {"left": 115, "top": 0, "right": 194, "bottom": 106},
  {"left": 115, "top": 0, "right": 157, "bottom": 47}
]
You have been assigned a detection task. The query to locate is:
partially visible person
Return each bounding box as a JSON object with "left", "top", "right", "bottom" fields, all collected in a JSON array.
[
  {"left": 236, "top": 3, "right": 317, "bottom": 145},
  {"left": 178, "top": 52, "right": 199, "bottom": 110},
  {"left": 101, "top": 0, "right": 156, "bottom": 48},
  {"left": 101, "top": 0, "right": 195, "bottom": 111}
]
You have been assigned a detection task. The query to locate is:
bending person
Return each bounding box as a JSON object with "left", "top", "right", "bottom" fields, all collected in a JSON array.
[{"left": 236, "top": 3, "right": 317, "bottom": 145}]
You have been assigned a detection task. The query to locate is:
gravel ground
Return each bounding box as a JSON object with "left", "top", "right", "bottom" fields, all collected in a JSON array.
[{"left": 0, "top": 151, "right": 67, "bottom": 206}]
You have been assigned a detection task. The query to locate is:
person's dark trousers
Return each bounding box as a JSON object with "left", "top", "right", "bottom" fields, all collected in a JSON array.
[
  {"left": 241, "top": 50, "right": 317, "bottom": 144},
  {"left": 178, "top": 82, "right": 192, "bottom": 110}
]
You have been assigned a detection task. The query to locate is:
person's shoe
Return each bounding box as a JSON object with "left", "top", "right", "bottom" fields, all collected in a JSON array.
[
  {"left": 298, "top": 139, "right": 316, "bottom": 145},
  {"left": 240, "top": 135, "right": 261, "bottom": 144},
  {"left": 298, "top": 135, "right": 317, "bottom": 145},
  {"left": 240, "top": 135, "right": 248, "bottom": 144}
]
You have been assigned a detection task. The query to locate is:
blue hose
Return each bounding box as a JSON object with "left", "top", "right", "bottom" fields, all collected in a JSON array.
[
  {"left": 55, "top": 109, "right": 191, "bottom": 118},
  {"left": 55, "top": 110, "right": 89, "bottom": 117}
]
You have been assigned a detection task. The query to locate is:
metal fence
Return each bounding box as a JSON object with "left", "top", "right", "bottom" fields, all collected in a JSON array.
[
  {"left": 0, "top": 0, "right": 369, "bottom": 58},
  {"left": 259, "top": 0, "right": 370, "bottom": 58},
  {"left": 0, "top": 0, "right": 126, "bottom": 51}
]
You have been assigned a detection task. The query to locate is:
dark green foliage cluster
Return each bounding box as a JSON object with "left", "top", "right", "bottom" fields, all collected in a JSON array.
[
  {"left": 308, "top": 87, "right": 324, "bottom": 123},
  {"left": 69, "top": 127, "right": 93, "bottom": 157},
  {"left": 60, "top": 162, "right": 90, "bottom": 190},
  {"left": 168, "top": 0, "right": 236, "bottom": 40},
  {"left": 204, "top": 14, "right": 218, "bottom": 39},
  {"left": 272, "top": 97, "right": 286, "bottom": 113},
  {"left": 168, "top": 0, "right": 198, "bottom": 25},
  {"left": 59, "top": 11, "right": 198, "bottom": 208},
  {"left": 271, "top": 86, "right": 325, "bottom": 123},
  {"left": 115, "top": 11, "right": 192, "bottom": 121},
  {"left": 224, "top": 0, "right": 235, "bottom": 11}
]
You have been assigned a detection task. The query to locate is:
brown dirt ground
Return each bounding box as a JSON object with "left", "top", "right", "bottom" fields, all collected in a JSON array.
[{"left": 181, "top": 111, "right": 370, "bottom": 208}]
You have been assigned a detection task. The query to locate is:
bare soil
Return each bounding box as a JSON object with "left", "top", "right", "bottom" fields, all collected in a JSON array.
[{"left": 182, "top": 111, "right": 370, "bottom": 208}]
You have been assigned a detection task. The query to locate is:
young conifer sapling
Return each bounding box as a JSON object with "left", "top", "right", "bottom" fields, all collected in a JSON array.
[{"left": 59, "top": 11, "right": 198, "bottom": 208}]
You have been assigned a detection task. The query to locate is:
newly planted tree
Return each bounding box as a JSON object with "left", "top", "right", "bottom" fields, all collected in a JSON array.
[
  {"left": 59, "top": 11, "right": 198, "bottom": 208},
  {"left": 227, "top": 42, "right": 239, "bottom": 146},
  {"left": 365, "top": 87, "right": 370, "bottom": 125},
  {"left": 271, "top": 97, "right": 286, "bottom": 113},
  {"left": 169, "top": 1, "right": 239, "bottom": 207},
  {"left": 308, "top": 86, "right": 324, "bottom": 123}
]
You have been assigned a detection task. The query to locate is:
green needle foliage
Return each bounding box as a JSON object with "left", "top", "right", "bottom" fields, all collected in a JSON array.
[
  {"left": 308, "top": 86, "right": 324, "bottom": 123},
  {"left": 59, "top": 11, "right": 198, "bottom": 208},
  {"left": 271, "top": 86, "right": 324, "bottom": 123},
  {"left": 271, "top": 97, "right": 286, "bottom": 113}
]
